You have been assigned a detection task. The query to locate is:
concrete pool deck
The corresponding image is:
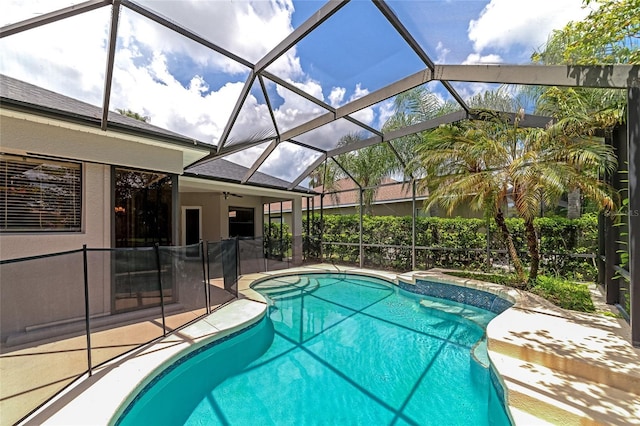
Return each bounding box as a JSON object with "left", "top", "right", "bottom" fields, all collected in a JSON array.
[{"left": 17, "top": 264, "right": 640, "bottom": 425}]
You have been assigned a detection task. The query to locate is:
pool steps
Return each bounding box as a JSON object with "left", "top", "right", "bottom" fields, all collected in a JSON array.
[
  {"left": 418, "top": 298, "right": 491, "bottom": 328},
  {"left": 259, "top": 277, "right": 322, "bottom": 303},
  {"left": 489, "top": 351, "right": 639, "bottom": 425},
  {"left": 486, "top": 305, "right": 640, "bottom": 425}
]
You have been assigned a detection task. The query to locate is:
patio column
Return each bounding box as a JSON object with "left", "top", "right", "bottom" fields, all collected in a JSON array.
[
  {"left": 320, "top": 194, "right": 324, "bottom": 261},
  {"left": 291, "top": 197, "right": 303, "bottom": 266},
  {"left": 412, "top": 180, "right": 416, "bottom": 270},
  {"left": 359, "top": 188, "right": 364, "bottom": 268},
  {"left": 628, "top": 87, "right": 639, "bottom": 347},
  {"left": 604, "top": 129, "right": 621, "bottom": 304}
]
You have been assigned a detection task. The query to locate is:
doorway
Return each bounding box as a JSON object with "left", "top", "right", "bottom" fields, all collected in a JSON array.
[{"left": 182, "top": 206, "right": 202, "bottom": 256}]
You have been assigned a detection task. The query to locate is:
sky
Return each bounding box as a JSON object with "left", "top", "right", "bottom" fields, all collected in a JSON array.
[{"left": 0, "top": 0, "right": 593, "bottom": 184}]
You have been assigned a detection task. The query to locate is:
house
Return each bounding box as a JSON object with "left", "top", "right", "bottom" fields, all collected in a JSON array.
[
  {"left": 0, "top": 74, "right": 310, "bottom": 324},
  {"left": 265, "top": 177, "right": 479, "bottom": 229}
]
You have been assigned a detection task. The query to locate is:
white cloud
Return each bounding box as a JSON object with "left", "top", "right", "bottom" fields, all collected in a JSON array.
[
  {"left": 468, "top": 0, "right": 590, "bottom": 54},
  {"left": 329, "top": 87, "right": 346, "bottom": 107},
  {"left": 108, "top": 48, "right": 248, "bottom": 145},
  {"left": 453, "top": 82, "right": 498, "bottom": 103},
  {"left": 435, "top": 42, "right": 450, "bottom": 64},
  {"left": 259, "top": 142, "right": 324, "bottom": 181},
  {"left": 376, "top": 100, "right": 395, "bottom": 130},
  {"left": 462, "top": 53, "right": 503, "bottom": 64},
  {"left": 226, "top": 143, "right": 271, "bottom": 168},
  {"left": 0, "top": 0, "right": 304, "bottom": 147},
  {"left": 133, "top": 0, "right": 299, "bottom": 75},
  {"left": 351, "top": 83, "right": 369, "bottom": 101},
  {"left": 0, "top": 6, "right": 110, "bottom": 105}
]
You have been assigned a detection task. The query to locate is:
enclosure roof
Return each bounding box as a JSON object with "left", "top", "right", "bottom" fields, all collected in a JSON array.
[{"left": 0, "top": 0, "right": 637, "bottom": 190}]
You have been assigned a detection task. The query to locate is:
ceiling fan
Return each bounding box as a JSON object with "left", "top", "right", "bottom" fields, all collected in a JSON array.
[{"left": 223, "top": 191, "right": 243, "bottom": 199}]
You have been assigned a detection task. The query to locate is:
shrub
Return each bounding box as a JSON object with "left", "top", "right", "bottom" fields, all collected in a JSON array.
[
  {"left": 530, "top": 275, "right": 596, "bottom": 312},
  {"left": 302, "top": 213, "right": 599, "bottom": 279}
]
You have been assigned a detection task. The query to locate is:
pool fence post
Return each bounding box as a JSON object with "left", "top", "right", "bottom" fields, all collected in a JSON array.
[
  {"left": 82, "top": 244, "right": 93, "bottom": 376},
  {"left": 266, "top": 203, "right": 271, "bottom": 272},
  {"left": 155, "top": 243, "right": 167, "bottom": 336},
  {"left": 235, "top": 237, "right": 240, "bottom": 297},
  {"left": 280, "top": 201, "right": 284, "bottom": 263},
  {"left": 201, "top": 240, "right": 209, "bottom": 314}
]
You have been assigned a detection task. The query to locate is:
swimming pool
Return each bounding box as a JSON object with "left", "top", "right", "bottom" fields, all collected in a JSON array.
[{"left": 116, "top": 273, "right": 512, "bottom": 425}]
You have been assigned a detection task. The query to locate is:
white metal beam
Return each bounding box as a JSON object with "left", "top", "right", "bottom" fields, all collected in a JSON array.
[
  {"left": 241, "top": 139, "right": 278, "bottom": 184},
  {"left": 288, "top": 154, "right": 327, "bottom": 190},
  {"left": 101, "top": 0, "right": 120, "bottom": 131},
  {"left": 433, "top": 65, "right": 639, "bottom": 89},
  {"left": 121, "top": 0, "right": 253, "bottom": 69},
  {"left": 0, "top": 0, "right": 111, "bottom": 38}
]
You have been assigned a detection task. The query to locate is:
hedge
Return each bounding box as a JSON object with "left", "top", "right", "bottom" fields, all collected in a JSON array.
[{"left": 302, "top": 213, "right": 599, "bottom": 280}]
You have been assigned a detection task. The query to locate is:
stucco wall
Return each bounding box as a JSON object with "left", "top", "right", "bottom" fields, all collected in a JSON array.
[
  {"left": 0, "top": 163, "right": 113, "bottom": 340},
  {"left": 0, "top": 112, "right": 192, "bottom": 342},
  {"left": 0, "top": 163, "right": 111, "bottom": 260},
  {"left": 179, "top": 192, "right": 265, "bottom": 243},
  {"left": 1, "top": 114, "right": 185, "bottom": 174},
  {"left": 179, "top": 192, "right": 222, "bottom": 242}
]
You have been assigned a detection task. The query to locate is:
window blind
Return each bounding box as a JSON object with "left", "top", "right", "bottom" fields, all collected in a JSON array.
[{"left": 0, "top": 154, "right": 82, "bottom": 231}]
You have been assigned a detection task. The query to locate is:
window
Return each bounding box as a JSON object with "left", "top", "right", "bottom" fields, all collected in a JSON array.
[
  {"left": 229, "top": 207, "right": 254, "bottom": 238},
  {"left": 0, "top": 154, "right": 81, "bottom": 231},
  {"left": 114, "top": 168, "right": 173, "bottom": 247}
]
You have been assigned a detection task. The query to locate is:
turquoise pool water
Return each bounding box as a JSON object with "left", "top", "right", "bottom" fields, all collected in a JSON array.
[{"left": 117, "top": 273, "right": 511, "bottom": 425}]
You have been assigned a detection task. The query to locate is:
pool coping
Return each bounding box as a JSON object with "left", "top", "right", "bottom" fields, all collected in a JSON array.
[
  {"left": 26, "top": 298, "right": 268, "bottom": 426},
  {"left": 25, "top": 264, "right": 640, "bottom": 425}
]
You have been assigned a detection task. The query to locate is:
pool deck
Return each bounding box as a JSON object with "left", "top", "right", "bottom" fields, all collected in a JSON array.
[{"left": 16, "top": 264, "right": 640, "bottom": 425}]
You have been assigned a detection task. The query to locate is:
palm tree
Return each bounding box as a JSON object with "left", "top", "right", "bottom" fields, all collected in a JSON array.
[
  {"left": 382, "top": 87, "right": 459, "bottom": 177},
  {"left": 334, "top": 133, "right": 400, "bottom": 215},
  {"left": 534, "top": 87, "right": 624, "bottom": 218},
  {"left": 413, "top": 108, "right": 616, "bottom": 285},
  {"left": 307, "top": 158, "right": 341, "bottom": 206},
  {"left": 307, "top": 132, "right": 399, "bottom": 214}
]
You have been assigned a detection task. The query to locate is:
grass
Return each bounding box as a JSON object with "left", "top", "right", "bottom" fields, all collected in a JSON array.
[{"left": 446, "top": 271, "right": 596, "bottom": 313}]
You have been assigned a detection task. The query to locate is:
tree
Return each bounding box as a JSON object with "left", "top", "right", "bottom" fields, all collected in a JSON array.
[
  {"left": 334, "top": 133, "right": 400, "bottom": 215},
  {"left": 532, "top": 0, "right": 639, "bottom": 65},
  {"left": 307, "top": 158, "right": 341, "bottom": 206},
  {"left": 413, "top": 107, "right": 616, "bottom": 285},
  {"left": 531, "top": 0, "right": 632, "bottom": 218},
  {"left": 382, "top": 87, "right": 459, "bottom": 178},
  {"left": 116, "top": 108, "right": 150, "bottom": 123},
  {"left": 535, "top": 86, "right": 626, "bottom": 218},
  {"left": 306, "top": 132, "right": 399, "bottom": 214}
]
